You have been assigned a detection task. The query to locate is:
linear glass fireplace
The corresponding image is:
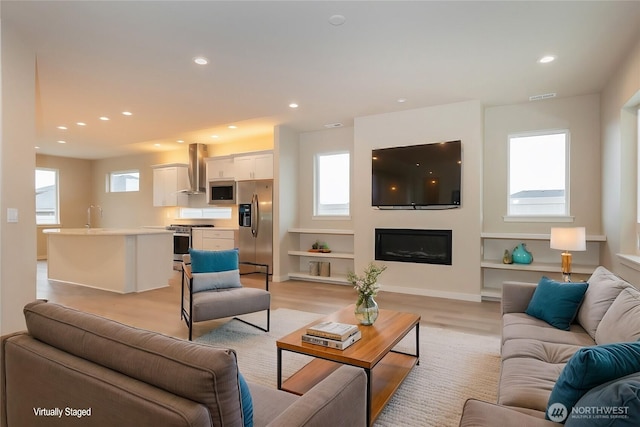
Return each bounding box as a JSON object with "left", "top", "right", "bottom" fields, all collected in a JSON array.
[{"left": 375, "top": 228, "right": 452, "bottom": 265}]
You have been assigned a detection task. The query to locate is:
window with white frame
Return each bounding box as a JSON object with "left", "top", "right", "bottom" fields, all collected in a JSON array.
[
  {"left": 108, "top": 170, "right": 139, "bottom": 192},
  {"left": 314, "top": 152, "right": 350, "bottom": 217},
  {"left": 35, "top": 168, "right": 59, "bottom": 225},
  {"left": 508, "top": 130, "right": 569, "bottom": 217}
]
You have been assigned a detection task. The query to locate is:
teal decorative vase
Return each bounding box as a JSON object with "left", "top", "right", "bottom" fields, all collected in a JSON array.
[{"left": 512, "top": 243, "right": 533, "bottom": 264}]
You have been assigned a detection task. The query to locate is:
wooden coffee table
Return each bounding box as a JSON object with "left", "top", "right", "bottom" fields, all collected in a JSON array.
[{"left": 276, "top": 305, "right": 420, "bottom": 426}]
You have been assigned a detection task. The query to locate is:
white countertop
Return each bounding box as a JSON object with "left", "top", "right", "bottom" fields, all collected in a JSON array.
[{"left": 43, "top": 228, "right": 174, "bottom": 236}]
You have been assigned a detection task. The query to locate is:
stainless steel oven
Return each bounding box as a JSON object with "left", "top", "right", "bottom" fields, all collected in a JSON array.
[{"left": 166, "top": 225, "right": 191, "bottom": 270}]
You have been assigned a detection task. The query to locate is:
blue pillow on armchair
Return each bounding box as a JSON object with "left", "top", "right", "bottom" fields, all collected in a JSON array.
[
  {"left": 190, "top": 248, "right": 239, "bottom": 273},
  {"left": 525, "top": 276, "right": 588, "bottom": 330}
]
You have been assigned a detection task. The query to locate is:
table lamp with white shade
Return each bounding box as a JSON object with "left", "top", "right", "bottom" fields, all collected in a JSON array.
[{"left": 550, "top": 227, "right": 586, "bottom": 282}]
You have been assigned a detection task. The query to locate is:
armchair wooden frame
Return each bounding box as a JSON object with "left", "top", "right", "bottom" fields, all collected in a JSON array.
[{"left": 181, "top": 260, "right": 271, "bottom": 340}]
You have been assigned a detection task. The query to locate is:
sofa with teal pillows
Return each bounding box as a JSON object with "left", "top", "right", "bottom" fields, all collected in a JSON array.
[{"left": 459, "top": 266, "right": 640, "bottom": 426}]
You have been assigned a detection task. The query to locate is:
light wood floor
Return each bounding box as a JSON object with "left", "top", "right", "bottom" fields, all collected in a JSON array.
[{"left": 36, "top": 261, "right": 501, "bottom": 340}]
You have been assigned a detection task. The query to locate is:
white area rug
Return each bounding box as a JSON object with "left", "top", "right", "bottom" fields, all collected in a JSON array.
[{"left": 196, "top": 309, "right": 501, "bottom": 427}]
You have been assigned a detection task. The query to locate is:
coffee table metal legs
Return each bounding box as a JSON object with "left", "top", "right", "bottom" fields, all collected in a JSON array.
[
  {"left": 277, "top": 347, "right": 282, "bottom": 389},
  {"left": 365, "top": 368, "right": 372, "bottom": 426}
]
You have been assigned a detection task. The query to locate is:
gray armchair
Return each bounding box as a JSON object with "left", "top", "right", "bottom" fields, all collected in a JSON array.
[{"left": 181, "top": 249, "right": 270, "bottom": 340}]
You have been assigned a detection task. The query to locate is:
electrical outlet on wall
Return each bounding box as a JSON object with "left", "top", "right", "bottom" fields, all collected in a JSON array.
[{"left": 7, "top": 208, "right": 18, "bottom": 223}]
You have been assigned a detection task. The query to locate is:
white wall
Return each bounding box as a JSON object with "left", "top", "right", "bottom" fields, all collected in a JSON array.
[
  {"left": 353, "top": 101, "right": 483, "bottom": 301},
  {"left": 274, "top": 125, "right": 299, "bottom": 281},
  {"left": 0, "top": 19, "right": 37, "bottom": 334},
  {"left": 484, "top": 94, "right": 602, "bottom": 234},
  {"left": 601, "top": 37, "right": 640, "bottom": 286}
]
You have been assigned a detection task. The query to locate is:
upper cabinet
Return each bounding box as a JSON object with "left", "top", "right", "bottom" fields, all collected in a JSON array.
[
  {"left": 206, "top": 156, "right": 235, "bottom": 181},
  {"left": 152, "top": 164, "right": 189, "bottom": 207},
  {"left": 234, "top": 152, "right": 273, "bottom": 181}
]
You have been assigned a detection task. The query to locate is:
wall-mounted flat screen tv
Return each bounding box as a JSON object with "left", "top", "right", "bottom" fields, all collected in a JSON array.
[{"left": 372, "top": 140, "right": 462, "bottom": 209}]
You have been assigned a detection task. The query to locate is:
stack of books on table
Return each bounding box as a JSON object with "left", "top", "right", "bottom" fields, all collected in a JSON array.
[{"left": 302, "top": 321, "right": 361, "bottom": 350}]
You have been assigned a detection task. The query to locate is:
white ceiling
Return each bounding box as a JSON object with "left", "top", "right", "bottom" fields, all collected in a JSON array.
[{"left": 3, "top": 1, "right": 640, "bottom": 159}]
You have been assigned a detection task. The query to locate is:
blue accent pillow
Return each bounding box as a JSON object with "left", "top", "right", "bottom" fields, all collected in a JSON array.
[
  {"left": 547, "top": 342, "right": 640, "bottom": 423},
  {"left": 525, "top": 277, "right": 588, "bottom": 330},
  {"left": 565, "top": 372, "right": 640, "bottom": 426},
  {"left": 189, "top": 248, "right": 239, "bottom": 273},
  {"left": 238, "top": 372, "right": 253, "bottom": 427}
]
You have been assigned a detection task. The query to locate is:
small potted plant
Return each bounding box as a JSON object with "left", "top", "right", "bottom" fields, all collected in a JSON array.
[{"left": 347, "top": 262, "right": 386, "bottom": 325}]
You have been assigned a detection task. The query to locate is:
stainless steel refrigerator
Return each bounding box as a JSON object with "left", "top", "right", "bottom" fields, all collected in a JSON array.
[{"left": 237, "top": 180, "right": 273, "bottom": 275}]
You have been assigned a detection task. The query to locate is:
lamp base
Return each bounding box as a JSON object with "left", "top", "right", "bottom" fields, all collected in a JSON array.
[{"left": 561, "top": 252, "right": 572, "bottom": 282}]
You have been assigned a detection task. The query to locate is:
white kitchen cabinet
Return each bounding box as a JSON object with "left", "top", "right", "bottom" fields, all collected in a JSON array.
[
  {"left": 206, "top": 156, "right": 235, "bottom": 181},
  {"left": 152, "top": 164, "right": 188, "bottom": 207},
  {"left": 234, "top": 152, "right": 273, "bottom": 181},
  {"left": 192, "top": 229, "right": 236, "bottom": 251}
]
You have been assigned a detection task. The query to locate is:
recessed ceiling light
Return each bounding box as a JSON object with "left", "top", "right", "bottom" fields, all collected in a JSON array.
[
  {"left": 397, "top": 98, "right": 407, "bottom": 103},
  {"left": 99, "top": 116, "right": 110, "bottom": 121},
  {"left": 35, "top": 146, "right": 41, "bottom": 150},
  {"left": 154, "top": 143, "right": 161, "bottom": 147},
  {"left": 177, "top": 140, "right": 184, "bottom": 143},
  {"left": 538, "top": 55, "right": 556, "bottom": 64},
  {"left": 211, "top": 135, "right": 219, "bottom": 139},
  {"left": 57, "top": 140, "right": 66, "bottom": 144},
  {"left": 122, "top": 111, "right": 132, "bottom": 116},
  {"left": 324, "top": 122, "right": 343, "bottom": 128},
  {"left": 328, "top": 14, "right": 346, "bottom": 26},
  {"left": 193, "top": 57, "right": 209, "bottom": 65},
  {"left": 228, "top": 125, "right": 237, "bottom": 129},
  {"left": 57, "top": 126, "right": 67, "bottom": 130},
  {"left": 76, "top": 122, "right": 86, "bottom": 126},
  {"left": 289, "top": 103, "right": 299, "bottom": 109}
]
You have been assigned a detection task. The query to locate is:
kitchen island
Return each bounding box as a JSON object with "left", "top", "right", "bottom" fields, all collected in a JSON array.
[{"left": 43, "top": 228, "right": 174, "bottom": 293}]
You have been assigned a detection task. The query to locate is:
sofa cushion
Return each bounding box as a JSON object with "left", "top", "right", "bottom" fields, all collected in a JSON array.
[
  {"left": 23, "top": 300, "right": 245, "bottom": 427},
  {"left": 576, "top": 266, "right": 630, "bottom": 340},
  {"left": 525, "top": 277, "right": 588, "bottom": 331},
  {"left": 499, "top": 357, "right": 566, "bottom": 412},
  {"left": 3, "top": 334, "right": 212, "bottom": 427},
  {"left": 190, "top": 248, "right": 239, "bottom": 273},
  {"left": 460, "top": 399, "right": 558, "bottom": 427},
  {"left": 502, "top": 339, "right": 583, "bottom": 364},
  {"left": 546, "top": 342, "right": 640, "bottom": 423},
  {"left": 503, "top": 313, "right": 595, "bottom": 347},
  {"left": 565, "top": 372, "right": 640, "bottom": 426},
  {"left": 595, "top": 287, "right": 640, "bottom": 345}
]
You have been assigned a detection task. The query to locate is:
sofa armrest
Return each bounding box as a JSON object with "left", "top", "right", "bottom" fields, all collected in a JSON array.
[
  {"left": 459, "top": 399, "right": 559, "bottom": 427},
  {"left": 502, "top": 281, "right": 538, "bottom": 314},
  {"left": 1, "top": 332, "right": 29, "bottom": 427},
  {"left": 267, "top": 365, "right": 367, "bottom": 427}
]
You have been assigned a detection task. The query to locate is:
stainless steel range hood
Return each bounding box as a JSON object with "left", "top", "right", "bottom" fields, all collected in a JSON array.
[{"left": 186, "top": 143, "right": 208, "bottom": 194}]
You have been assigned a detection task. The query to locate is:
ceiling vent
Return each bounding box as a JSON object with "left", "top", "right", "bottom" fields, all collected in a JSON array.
[
  {"left": 529, "top": 92, "right": 557, "bottom": 101},
  {"left": 324, "top": 122, "right": 344, "bottom": 128}
]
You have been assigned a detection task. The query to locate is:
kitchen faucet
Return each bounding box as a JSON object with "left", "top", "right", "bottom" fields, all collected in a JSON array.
[{"left": 86, "top": 205, "right": 103, "bottom": 228}]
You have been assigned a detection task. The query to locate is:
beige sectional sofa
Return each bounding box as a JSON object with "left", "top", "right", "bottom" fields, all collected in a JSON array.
[
  {"left": 460, "top": 266, "right": 640, "bottom": 426},
  {"left": 1, "top": 301, "right": 367, "bottom": 427}
]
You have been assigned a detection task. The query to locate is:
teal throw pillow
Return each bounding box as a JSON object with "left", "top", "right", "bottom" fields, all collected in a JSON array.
[
  {"left": 239, "top": 372, "right": 253, "bottom": 427},
  {"left": 190, "top": 248, "right": 239, "bottom": 273},
  {"left": 546, "top": 342, "right": 640, "bottom": 423},
  {"left": 565, "top": 372, "right": 640, "bottom": 426},
  {"left": 525, "top": 277, "right": 588, "bottom": 330}
]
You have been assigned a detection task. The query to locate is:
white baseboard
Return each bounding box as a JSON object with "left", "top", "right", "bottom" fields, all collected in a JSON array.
[{"left": 378, "top": 285, "right": 482, "bottom": 302}]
